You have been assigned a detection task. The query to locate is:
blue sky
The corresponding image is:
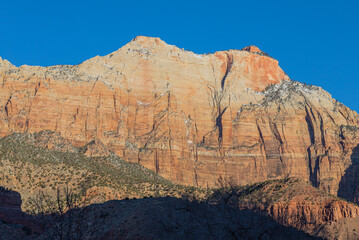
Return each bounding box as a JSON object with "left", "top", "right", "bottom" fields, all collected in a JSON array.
[{"left": 1, "top": 0, "right": 358, "bottom": 112}]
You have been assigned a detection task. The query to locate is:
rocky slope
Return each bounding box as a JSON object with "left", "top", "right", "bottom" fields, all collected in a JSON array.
[
  {"left": 0, "top": 36, "right": 358, "bottom": 203},
  {"left": 0, "top": 132, "right": 211, "bottom": 212}
]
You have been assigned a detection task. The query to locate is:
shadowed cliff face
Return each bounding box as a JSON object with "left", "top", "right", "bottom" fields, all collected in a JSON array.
[
  {"left": 338, "top": 144, "right": 359, "bottom": 204},
  {"left": 2, "top": 184, "right": 359, "bottom": 240},
  {"left": 0, "top": 187, "right": 322, "bottom": 240},
  {"left": 50, "top": 197, "right": 321, "bottom": 240},
  {"left": 0, "top": 187, "right": 40, "bottom": 235},
  {"left": 0, "top": 36, "right": 358, "bottom": 197}
]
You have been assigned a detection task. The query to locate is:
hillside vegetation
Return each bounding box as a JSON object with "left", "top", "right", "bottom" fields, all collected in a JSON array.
[{"left": 0, "top": 132, "right": 209, "bottom": 212}]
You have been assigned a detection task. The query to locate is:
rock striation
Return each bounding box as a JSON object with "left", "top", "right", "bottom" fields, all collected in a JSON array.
[
  {"left": 0, "top": 36, "right": 358, "bottom": 202},
  {"left": 209, "top": 178, "right": 359, "bottom": 239}
]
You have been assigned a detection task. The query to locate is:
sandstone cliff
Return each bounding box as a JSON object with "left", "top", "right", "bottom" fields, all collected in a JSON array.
[
  {"left": 0, "top": 36, "right": 358, "bottom": 202},
  {"left": 209, "top": 178, "right": 359, "bottom": 239}
]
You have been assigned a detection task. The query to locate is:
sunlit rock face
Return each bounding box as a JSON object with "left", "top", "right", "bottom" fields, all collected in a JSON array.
[{"left": 0, "top": 36, "right": 358, "bottom": 200}]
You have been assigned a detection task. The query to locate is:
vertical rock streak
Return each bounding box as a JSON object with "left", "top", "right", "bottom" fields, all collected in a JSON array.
[{"left": 0, "top": 37, "right": 358, "bottom": 203}]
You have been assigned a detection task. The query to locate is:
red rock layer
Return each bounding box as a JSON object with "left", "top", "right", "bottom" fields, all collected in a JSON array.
[
  {"left": 268, "top": 200, "right": 359, "bottom": 230},
  {"left": 0, "top": 37, "right": 358, "bottom": 202}
]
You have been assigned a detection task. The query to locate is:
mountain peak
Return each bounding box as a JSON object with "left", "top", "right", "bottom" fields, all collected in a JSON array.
[
  {"left": 130, "top": 36, "right": 167, "bottom": 47},
  {"left": 0, "top": 57, "right": 16, "bottom": 69},
  {"left": 241, "top": 45, "right": 262, "bottom": 53}
]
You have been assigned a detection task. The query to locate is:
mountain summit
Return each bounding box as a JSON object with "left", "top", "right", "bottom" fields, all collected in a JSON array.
[{"left": 241, "top": 45, "right": 262, "bottom": 53}]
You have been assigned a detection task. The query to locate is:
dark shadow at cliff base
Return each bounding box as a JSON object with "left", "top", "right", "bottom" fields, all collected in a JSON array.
[
  {"left": 338, "top": 144, "right": 359, "bottom": 204},
  {"left": 37, "top": 197, "right": 321, "bottom": 240},
  {"left": 0, "top": 191, "right": 321, "bottom": 240}
]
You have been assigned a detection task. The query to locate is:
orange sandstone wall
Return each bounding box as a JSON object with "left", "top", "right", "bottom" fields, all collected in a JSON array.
[{"left": 0, "top": 37, "right": 358, "bottom": 201}]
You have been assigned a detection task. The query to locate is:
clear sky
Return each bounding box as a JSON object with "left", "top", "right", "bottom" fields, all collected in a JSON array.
[{"left": 1, "top": 0, "right": 358, "bottom": 112}]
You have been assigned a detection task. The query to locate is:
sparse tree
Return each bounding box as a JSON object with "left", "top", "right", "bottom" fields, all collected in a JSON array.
[{"left": 28, "top": 186, "right": 90, "bottom": 240}]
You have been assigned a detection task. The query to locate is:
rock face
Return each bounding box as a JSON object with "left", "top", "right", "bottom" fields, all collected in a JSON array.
[
  {"left": 268, "top": 200, "right": 359, "bottom": 235},
  {"left": 0, "top": 187, "right": 39, "bottom": 233},
  {"left": 209, "top": 178, "right": 359, "bottom": 239},
  {"left": 0, "top": 187, "right": 22, "bottom": 220},
  {"left": 0, "top": 36, "right": 358, "bottom": 201},
  {"left": 237, "top": 179, "right": 359, "bottom": 234}
]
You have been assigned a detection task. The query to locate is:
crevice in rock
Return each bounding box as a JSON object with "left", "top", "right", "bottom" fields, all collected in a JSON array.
[
  {"left": 270, "top": 123, "right": 285, "bottom": 169},
  {"left": 4, "top": 95, "right": 12, "bottom": 118},
  {"left": 324, "top": 109, "right": 337, "bottom": 127},
  {"left": 137, "top": 150, "right": 141, "bottom": 165},
  {"left": 257, "top": 124, "right": 265, "bottom": 146},
  {"left": 305, "top": 107, "right": 315, "bottom": 145},
  {"left": 215, "top": 106, "right": 228, "bottom": 149},
  {"left": 338, "top": 127, "right": 346, "bottom": 153},
  {"left": 256, "top": 122, "right": 268, "bottom": 162},
  {"left": 194, "top": 145, "right": 199, "bottom": 187},
  {"left": 34, "top": 82, "right": 41, "bottom": 97},
  {"left": 307, "top": 147, "right": 319, "bottom": 187},
  {"left": 305, "top": 106, "right": 320, "bottom": 187},
  {"left": 155, "top": 149, "right": 159, "bottom": 173},
  {"left": 309, "top": 107, "right": 316, "bottom": 122},
  {"left": 25, "top": 119, "right": 29, "bottom": 131},
  {"left": 307, "top": 147, "right": 313, "bottom": 180},
  {"left": 221, "top": 53, "right": 233, "bottom": 90},
  {"left": 113, "top": 94, "right": 117, "bottom": 116},
  {"left": 1, "top": 73, "right": 7, "bottom": 87},
  {"left": 318, "top": 114, "right": 326, "bottom": 148},
  {"left": 338, "top": 109, "right": 349, "bottom": 122},
  {"left": 311, "top": 156, "right": 320, "bottom": 188},
  {"left": 271, "top": 123, "right": 283, "bottom": 145},
  {"left": 167, "top": 91, "right": 172, "bottom": 156}
]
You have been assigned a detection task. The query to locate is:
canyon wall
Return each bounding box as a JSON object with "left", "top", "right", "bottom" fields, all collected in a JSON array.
[{"left": 0, "top": 36, "right": 358, "bottom": 201}]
